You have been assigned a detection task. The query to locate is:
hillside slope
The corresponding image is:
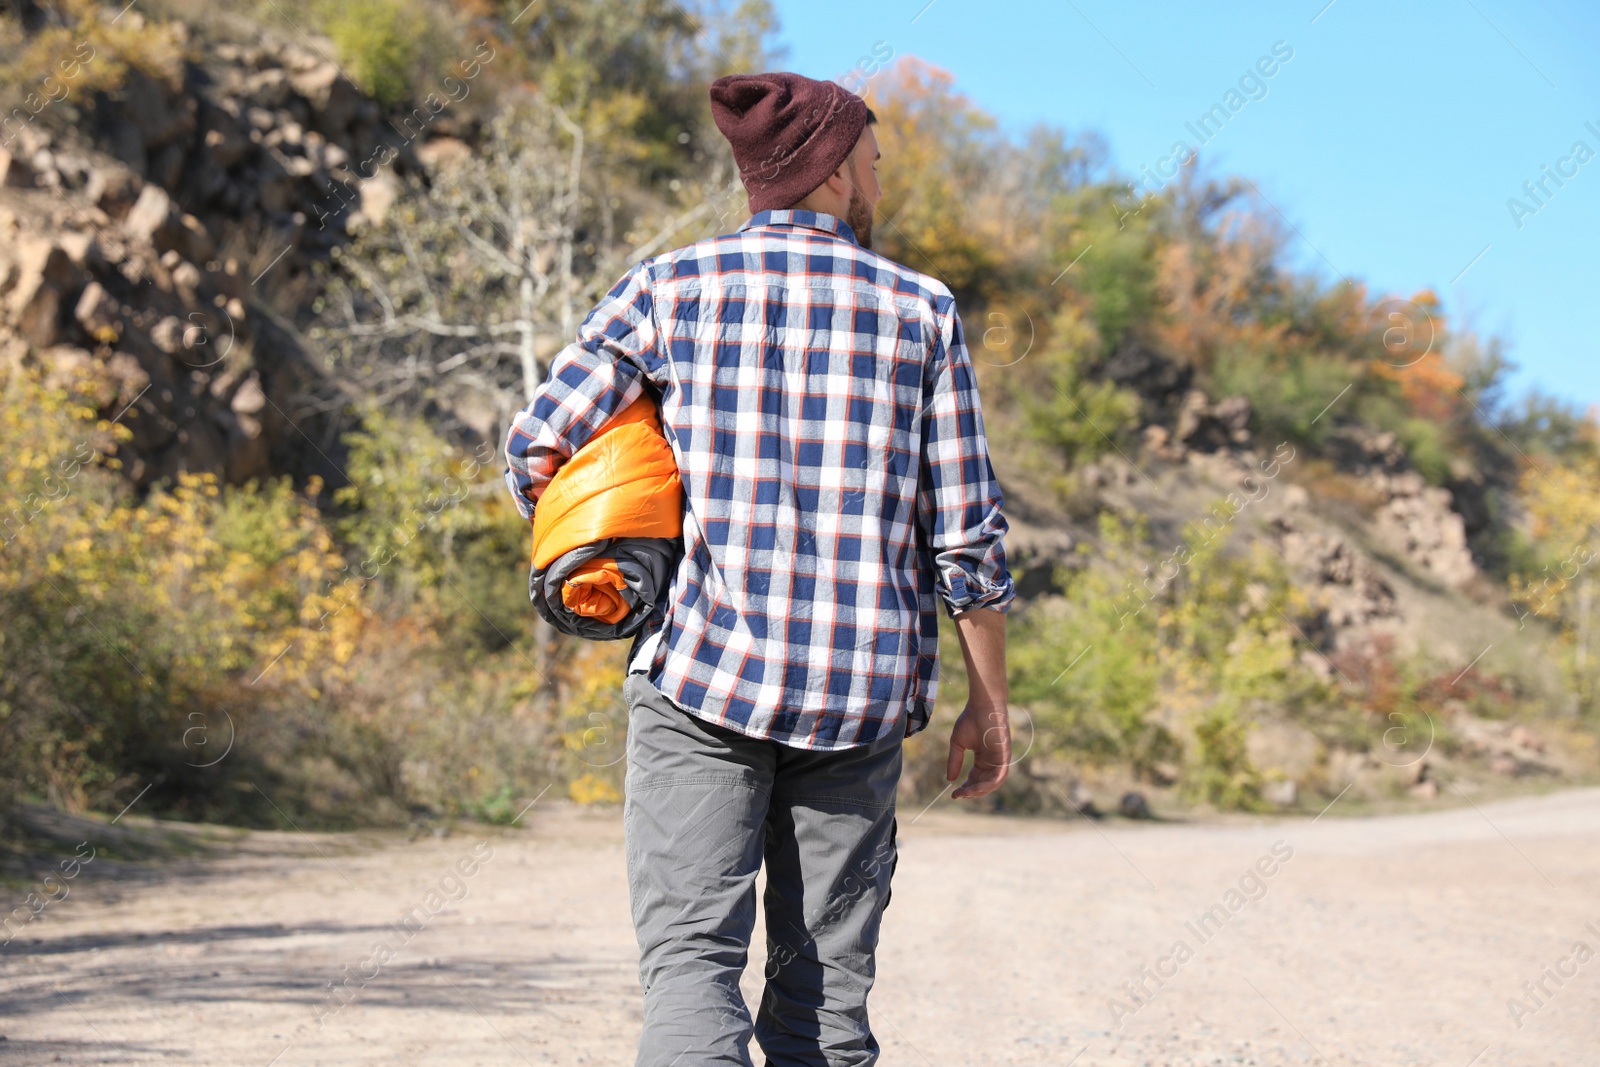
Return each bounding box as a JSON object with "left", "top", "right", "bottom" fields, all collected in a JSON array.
[{"left": 2, "top": 2, "right": 1594, "bottom": 826}]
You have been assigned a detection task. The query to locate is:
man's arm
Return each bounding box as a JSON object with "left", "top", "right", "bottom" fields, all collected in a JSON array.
[
  {"left": 916, "top": 294, "right": 1016, "bottom": 800},
  {"left": 946, "top": 606, "right": 1010, "bottom": 799},
  {"left": 503, "top": 261, "right": 661, "bottom": 519}
]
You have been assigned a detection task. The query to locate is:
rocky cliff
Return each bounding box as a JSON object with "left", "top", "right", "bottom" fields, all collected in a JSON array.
[{"left": 0, "top": 28, "right": 482, "bottom": 489}]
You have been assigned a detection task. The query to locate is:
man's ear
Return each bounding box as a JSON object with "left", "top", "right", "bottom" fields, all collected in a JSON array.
[
  {"left": 825, "top": 163, "right": 851, "bottom": 197},
  {"left": 831, "top": 159, "right": 858, "bottom": 197},
  {"left": 838, "top": 155, "right": 864, "bottom": 192}
]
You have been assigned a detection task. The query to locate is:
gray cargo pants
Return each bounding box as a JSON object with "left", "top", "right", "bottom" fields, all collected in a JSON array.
[{"left": 621, "top": 671, "right": 903, "bottom": 1067}]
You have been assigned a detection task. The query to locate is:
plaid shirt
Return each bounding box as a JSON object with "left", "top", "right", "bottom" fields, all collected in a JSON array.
[{"left": 504, "top": 209, "right": 1014, "bottom": 750}]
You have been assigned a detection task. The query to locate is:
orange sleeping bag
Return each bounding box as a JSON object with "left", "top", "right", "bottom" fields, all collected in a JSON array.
[{"left": 528, "top": 396, "right": 683, "bottom": 633}]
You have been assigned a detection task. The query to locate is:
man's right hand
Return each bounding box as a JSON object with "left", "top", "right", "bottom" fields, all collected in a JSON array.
[
  {"left": 947, "top": 606, "right": 1011, "bottom": 800},
  {"left": 946, "top": 703, "right": 1011, "bottom": 800}
]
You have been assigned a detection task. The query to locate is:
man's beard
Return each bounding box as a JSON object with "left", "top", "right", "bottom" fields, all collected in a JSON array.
[{"left": 845, "top": 187, "right": 874, "bottom": 249}]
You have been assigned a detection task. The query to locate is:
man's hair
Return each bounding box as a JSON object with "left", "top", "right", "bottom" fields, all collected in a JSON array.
[{"left": 865, "top": 106, "right": 877, "bottom": 125}]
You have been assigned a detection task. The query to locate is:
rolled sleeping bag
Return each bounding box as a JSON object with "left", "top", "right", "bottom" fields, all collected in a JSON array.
[
  {"left": 529, "top": 536, "right": 680, "bottom": 640},
  {"left": 528, "top": 396, "right": 683, "bottom": 640}
]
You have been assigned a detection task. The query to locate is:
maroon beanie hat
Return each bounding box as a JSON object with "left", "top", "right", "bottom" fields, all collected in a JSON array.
[{"left": 708, "top": 72, "right": 870, "bottom": 213}]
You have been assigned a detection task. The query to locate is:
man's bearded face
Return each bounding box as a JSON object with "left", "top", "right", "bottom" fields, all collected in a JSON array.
[{"left": 845, "top": 158, "right": 874, "bottom": 249}]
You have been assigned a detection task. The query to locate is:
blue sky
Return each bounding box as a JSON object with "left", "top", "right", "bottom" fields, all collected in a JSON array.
[{"left": 764, "top": 0, "right": 1600, "bottom": 416}]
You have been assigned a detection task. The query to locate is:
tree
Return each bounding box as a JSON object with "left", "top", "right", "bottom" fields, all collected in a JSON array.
[
  {"left": 315, "top": 92, "right": 738, "bottom": 433},
  {"left": 1514, "top": 441, "right": 1600, "bottom": 711}
]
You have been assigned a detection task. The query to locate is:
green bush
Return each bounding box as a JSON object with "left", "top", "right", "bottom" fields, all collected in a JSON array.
[
  {"left": 0, "top": 369, "right": 361, "bottom": 820},
  {"left": 1182, "top": 705, "right": 1262, "bottom": 809},
  {"left": 1055, "top": 186, "right": 1161, "bottom": 348},
  {"left": 1211, "top": 340, "right": 1354, "bottom": 449},
  {"left": 999, "top": 506, "right": 1330, "bottom": 808},
  {"left": 321, "top": 0, "right": 422, "bottom": 107},
  {"left": 0, "top": 371, "right": 588, "bottom": 827},
  {"left": 1396, "top": 416, "right": 1452, "bottom": 485},
  {"left": 1020, "top": 306, "right": 1143, "bottom": 470},
  {"left": 1008, "top": 513, "right": 1162, "bottom": 763}
]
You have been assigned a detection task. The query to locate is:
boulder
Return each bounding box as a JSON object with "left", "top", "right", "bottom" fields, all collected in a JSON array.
[
  {"left": 1066, "top": 780, "right": 1101, "bottom": 819},
  {"left": 417, "top": 137, "right": 473, "bottom": 171},
  {"left": 171, "top": 260, "right": 202, "bottom": 293},
  {"left": 1262, "top": 779, "right": 1298, "bottom": 807},
  {"left": 108, "top": 117, "right": 147, "bottom": 175},
  {"left": 49, "top": 151, "right": 94, "bottom": 191},
  {"left": 1326, "top": 425, "right": 1406, "bottom": 474},
  {"left": 1118, "top": 791, "right": 1152, "bottom": 819},
  {"left": 1374, "top": 475, "right": 1476, "bottom": 589},
  {"left": 290, "top": 62, "right": 363, "bottom": 136},
  {"left": 1509, "top": 724, "right": 1545, "bottom": 754},
  {"left": 38, "top": 344, "right": 95, "bottom": 392},
  {"left": 57, "top": 231, "right": 97, "bottom": 268},
  {"left": 123, "top": 195, "right": 211, "bottom": 265},
  {"left": 103, "top": 350, "right": 153, "bottom": 408},
  {"left": 27, "top": 148, "right": 61, "bottom": 189},
  {"left": 175, "top": 213, "right": 216, "bottom": 264},
  {"left": 1276, "top": 521, "right": 1399, "bottom": 639},
  {"left": 1247, "top": 720, "right": 1322, "bottom": 783},
  {"left": 0, "top": 146, "right": 35, "bottom": 188},
  {"left": 8, "top": 237, "right": 76, "bottom": 347},
  {"left": 230, "top": 373, "right": 266, "bottom": 415},
  {"left": 319, "top": 140, "right": 350, "bottom": 171},
  {"left": 202, "top": 123, "right": 252, "bottom": 169},
  {"left": 287, "top": 61, "right": 338, "bottom": 105},
  {"left": 190, "top": 151, "right": 233, "bottom": 205},
  {"left": 9, "top": 124, "right": 50, "bottom": 157},
  {"left": 123, "top": 184, "right": 175, "bottom": 244},
  {"left": 243, "top": 68, "right": 293, "bottom": 109},
  {"left": 74, "top": 281, "right": 122, "bottom": 341},
  {"left": 85, "top": 164, "right": 143, "bottom": 219},
  {"left": 150, "top": 315, "right": 186, "bottom": 355},
  {"left": 258, "top": 171, "right": 295, "bottom": 212},
  {"left": 1212, "top": 395, "right": 1252, "bottom": 442},
  {"left": 355, "top": 172, "right": 401, "bottom": 228},
  {"left": 1174, "top": 389, "right": 1209, "bottom": 442},
  {"left": 1102, "top": 339, "right": 1191, "bottom": 400}
]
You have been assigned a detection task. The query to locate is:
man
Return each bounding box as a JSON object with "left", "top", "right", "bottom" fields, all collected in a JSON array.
[{"left": 504, "top": 71, "right": 1015, "bottom": 1067}]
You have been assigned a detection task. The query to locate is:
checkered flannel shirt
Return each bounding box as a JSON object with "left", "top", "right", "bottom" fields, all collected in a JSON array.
[{"left": 504, "top": 209, "right": 1014, "bottom": 750}]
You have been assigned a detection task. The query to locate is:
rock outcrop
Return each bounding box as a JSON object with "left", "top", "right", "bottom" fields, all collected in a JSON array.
[
  {"left": 1271, "top": 516, "right": 1400, "bottom": 654},
  {"left": 1370, "top": 470, "right": 1477, "bottom": 590},
  {"left": 0, "top": 31, "right": 475, "bottom": 490}
]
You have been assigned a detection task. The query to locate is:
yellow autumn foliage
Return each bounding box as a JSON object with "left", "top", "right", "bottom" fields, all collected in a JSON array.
[{"left": 0, "top": 368, "right": 363, "bottom": 811}]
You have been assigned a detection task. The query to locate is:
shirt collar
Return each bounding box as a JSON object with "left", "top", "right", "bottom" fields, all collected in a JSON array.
[{"left": 739, "top": 209, "right": 859, "bottom": 247}]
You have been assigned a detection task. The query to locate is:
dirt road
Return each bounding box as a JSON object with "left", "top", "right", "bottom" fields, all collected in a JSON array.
[{"left": 3, "top": 786, "right": 1598, "bottom": 1066}]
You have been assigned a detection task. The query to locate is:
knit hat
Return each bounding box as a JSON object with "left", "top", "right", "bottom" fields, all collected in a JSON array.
[{"left": 708, "top": 72, "right": 870, "bottom": 213}]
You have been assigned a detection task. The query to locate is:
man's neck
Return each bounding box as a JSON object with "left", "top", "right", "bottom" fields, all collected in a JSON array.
[{"left": 790, "top": 194, "right": 849, "bottom": 217}]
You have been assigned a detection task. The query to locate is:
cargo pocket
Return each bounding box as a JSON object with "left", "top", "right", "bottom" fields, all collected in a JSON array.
[{"left": 882, "top": 814, "right": 899, "bottom": 914}]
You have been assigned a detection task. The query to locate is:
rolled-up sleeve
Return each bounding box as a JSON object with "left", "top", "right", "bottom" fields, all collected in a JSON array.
[
  {"left": 916, "top": 295, "right": 1016, "bottom": 617},
  {"left": 503, "top": 261, "right": 660, "bottom": 520}
]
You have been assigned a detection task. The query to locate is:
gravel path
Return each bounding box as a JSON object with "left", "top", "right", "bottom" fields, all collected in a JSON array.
[{"left": 2, "top": 787, "right": 1598, "bottom": 1066}]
